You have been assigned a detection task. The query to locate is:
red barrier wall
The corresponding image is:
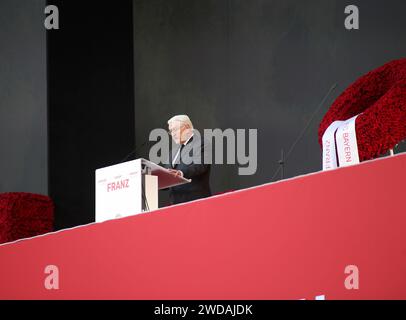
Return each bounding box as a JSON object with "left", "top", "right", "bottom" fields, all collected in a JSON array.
[{"left": 1, "top": 154, "right": 406, "bottom": 300}]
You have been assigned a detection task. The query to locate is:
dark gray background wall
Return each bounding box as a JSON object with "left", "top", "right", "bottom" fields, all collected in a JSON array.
[
  {"left": 133, "top": 0, "right": 406, "bottom": 199},
  {"left": 1, "top": 0, "right": 405, "bottom": 229},
  {"left": 0, "top": 0, "right": 47, "bottom": 194}
]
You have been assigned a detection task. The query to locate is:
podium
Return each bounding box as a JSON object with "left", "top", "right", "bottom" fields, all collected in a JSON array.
[{"left": 95, "top": 158, "right": 190, "bottom": 222}]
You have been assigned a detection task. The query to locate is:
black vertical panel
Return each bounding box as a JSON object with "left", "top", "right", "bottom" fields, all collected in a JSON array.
[{"left": 48, "top": 1, "right": 135, "bottom": 229}]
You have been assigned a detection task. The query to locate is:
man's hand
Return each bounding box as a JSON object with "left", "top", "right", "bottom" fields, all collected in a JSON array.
[{"left": 168, "top": 169, "right": 184, "bottom": 177}]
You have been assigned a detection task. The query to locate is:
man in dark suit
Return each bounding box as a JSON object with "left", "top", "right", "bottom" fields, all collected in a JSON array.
[{"left": 164, "top": 115, "right": 211, "bottom": 205}]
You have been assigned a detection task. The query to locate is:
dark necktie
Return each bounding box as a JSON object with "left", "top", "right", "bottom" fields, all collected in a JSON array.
[{"left": 172, "top": 144, "right": 185, "bottom": 168}]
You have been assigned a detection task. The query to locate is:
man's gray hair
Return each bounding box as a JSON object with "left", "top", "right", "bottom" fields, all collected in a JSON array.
[{"left": 167, "top": 115, "right": 194, "bottom": 129}]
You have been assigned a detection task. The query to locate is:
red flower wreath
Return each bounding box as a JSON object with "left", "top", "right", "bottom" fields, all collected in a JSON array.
[{"left": 318, "top": 58, "right": 406, "bottom": 162}]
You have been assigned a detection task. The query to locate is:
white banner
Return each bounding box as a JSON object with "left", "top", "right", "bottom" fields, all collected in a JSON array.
[
  {"left": 95, "top": 159, "right": 143, "bottom": 222},
  {"left": 322, "top": 120, "right": 344, "bottom": 171},
  {"left": 335, "top": 115, "right": 360, "bottom": 168}
]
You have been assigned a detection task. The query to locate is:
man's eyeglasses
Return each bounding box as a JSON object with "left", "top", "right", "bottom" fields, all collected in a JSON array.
[{"left": 167, "top": 124, "right": 186, "bottom": 135}]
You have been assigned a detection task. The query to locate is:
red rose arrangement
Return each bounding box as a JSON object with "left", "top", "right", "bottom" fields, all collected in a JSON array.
[{"left": 319, "top": 58, "right": 406, "bottom": 162}]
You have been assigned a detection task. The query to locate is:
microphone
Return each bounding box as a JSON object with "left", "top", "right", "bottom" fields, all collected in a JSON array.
[{"left": 119, "top": 140, "right": 150, "bottom": 163}]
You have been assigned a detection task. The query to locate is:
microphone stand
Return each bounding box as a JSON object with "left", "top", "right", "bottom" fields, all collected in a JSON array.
[{"left": 270, "top": 83, "right": 338, "bottom": 182}]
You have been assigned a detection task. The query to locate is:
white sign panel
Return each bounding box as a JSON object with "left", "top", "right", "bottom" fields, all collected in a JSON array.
[{"left": 95, "top": 159, "right": 143, "bottom": 222}]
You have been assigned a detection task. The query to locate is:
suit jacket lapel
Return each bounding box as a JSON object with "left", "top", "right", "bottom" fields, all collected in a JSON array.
[{"left": 173, "top": 135, "right": 194, "bottom": 168}]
